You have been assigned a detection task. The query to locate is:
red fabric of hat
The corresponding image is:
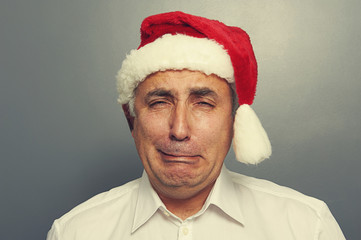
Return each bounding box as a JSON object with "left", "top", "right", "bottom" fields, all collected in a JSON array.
[{"left": 139, "top": 11, "right": 257, "bottom": 106}]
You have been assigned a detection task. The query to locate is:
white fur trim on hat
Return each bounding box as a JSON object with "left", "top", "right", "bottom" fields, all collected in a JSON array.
[
  {"left": 233, "top": 104, "right": 272, "bottom": 164},
  {"left": 116, "top": 34, "right": 234, "bottom": 104}
]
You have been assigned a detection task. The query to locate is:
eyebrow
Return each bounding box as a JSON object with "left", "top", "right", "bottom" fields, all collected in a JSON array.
[
  {"left": 144, "top": 87, "right": 218, "bottom": 102},
  {"left": 189, "top": 87, "right": 218, "bottom": 99},
  {"left": 145, "top": 88, "right": 174, "bottom": 102}
]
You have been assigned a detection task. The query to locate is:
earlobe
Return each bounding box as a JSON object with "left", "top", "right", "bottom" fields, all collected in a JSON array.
[{"left": 122, "top": 104, "right": 134, "bottom": 131}]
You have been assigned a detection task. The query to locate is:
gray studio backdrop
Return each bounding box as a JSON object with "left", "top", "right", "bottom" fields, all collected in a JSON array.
[{"left": 1, "top": 1, "right": 360, "bottom": 239}]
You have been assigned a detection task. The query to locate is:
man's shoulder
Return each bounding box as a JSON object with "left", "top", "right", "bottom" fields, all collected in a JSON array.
[
  {"left": 228, "top": 170, "right": 327, "bottom": 214},
  {"left": 55, "top": 177, "right": 141, "bottom": 226}
]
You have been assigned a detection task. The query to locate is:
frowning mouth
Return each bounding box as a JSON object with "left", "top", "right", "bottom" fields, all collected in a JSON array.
[{"left": 158, "top": 150, "right": 200, "bottom": 163}]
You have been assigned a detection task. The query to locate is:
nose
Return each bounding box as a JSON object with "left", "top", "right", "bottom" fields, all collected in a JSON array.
[{"left": 169, "top": 104, "right": 191, "bottom": 141}]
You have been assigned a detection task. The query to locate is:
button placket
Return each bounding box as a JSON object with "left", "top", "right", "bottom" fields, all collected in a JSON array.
[{"left": 178, "top": 222, "right": 192, "bottom": 240}]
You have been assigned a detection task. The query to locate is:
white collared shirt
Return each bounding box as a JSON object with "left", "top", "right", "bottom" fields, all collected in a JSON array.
[{"left": 47, "top": 166, "right": 345, "bottom": 240}]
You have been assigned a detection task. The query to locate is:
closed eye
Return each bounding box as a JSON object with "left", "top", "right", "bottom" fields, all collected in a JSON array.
[
  {"left": 196, "top": 101, "right": 215, "bottom": 108},
  {"left": 145, "top": 89, "right": 174, "bottom": 108},
  {"left": 149, "top": 99, "right": 170, "bottom": 107}
]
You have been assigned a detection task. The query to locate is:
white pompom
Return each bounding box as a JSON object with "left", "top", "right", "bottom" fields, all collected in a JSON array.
[{"left": 233, "top": 104, "right": 272, "bottom": 164}]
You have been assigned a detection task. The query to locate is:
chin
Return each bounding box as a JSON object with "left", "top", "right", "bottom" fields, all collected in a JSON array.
[
  {"left": 158, "top": 171, "right": 202, "bottom": 188},
  {"left": 153, "top": 169, "right": 214, "bottom": 195}
]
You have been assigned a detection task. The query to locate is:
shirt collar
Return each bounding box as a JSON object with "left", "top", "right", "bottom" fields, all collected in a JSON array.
[
  {"left": 206, "top": 165, "right": 245, "bottom": 225},
  {"left": 132, "top": 171, "right": 164, "bottom": 233},
  {"left": 132, "top": 166, "right": 245, "bottom": 233}
]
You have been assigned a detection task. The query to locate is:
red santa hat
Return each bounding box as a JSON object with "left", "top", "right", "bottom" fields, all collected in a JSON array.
[{"left": 117, "top": 11, "right": 271, "bottom": 164}]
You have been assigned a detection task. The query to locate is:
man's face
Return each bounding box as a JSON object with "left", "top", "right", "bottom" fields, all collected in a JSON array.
[{"left": 131, "top": 70, "right": 234, "bottom": 199}]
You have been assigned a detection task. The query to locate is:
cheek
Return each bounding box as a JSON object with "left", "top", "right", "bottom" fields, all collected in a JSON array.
[
  {"left": 134, "top": 112, "right": 170, "bottom": 143},
  {"left": 193, "top": 115, "right": 233, "bottom": 147}
]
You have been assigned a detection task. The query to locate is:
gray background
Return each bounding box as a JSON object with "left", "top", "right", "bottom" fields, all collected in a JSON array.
[{"left": 1, "top": 0, "right": 360, "bottom": 239}]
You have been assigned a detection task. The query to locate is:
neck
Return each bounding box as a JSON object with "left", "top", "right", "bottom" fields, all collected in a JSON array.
[{"left": 157, "top": 182, "right": 215, "bottom": 220}]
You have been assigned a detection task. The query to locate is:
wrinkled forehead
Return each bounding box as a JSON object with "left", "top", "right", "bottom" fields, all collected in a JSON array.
[{"left": 135, "top": 70, "right": 233, "bottom": 98}]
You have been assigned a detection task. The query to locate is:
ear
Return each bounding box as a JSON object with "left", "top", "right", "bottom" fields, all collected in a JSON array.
[{"left": 122, "top": 104, "right": 134, "bottom": 131}]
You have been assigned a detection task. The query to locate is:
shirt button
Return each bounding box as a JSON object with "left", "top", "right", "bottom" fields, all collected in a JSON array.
[{"left": 182, "top": 227, "right": 189, "bottom": 235}]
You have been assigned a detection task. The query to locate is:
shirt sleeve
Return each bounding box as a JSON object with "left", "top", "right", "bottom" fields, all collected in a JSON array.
[
  {"left": 46, "top": 221, "right": 59, "bottom": 240},
  {"left": 316, "top": 202, "right": 346, "bottom": 240}
]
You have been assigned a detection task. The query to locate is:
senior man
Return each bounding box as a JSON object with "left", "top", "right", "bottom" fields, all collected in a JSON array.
[{"left": 47, "top": 12, "right": 345, "bottom": 239}]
